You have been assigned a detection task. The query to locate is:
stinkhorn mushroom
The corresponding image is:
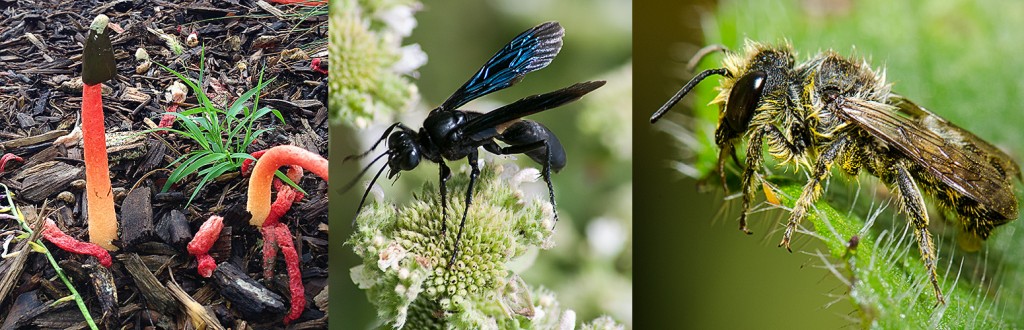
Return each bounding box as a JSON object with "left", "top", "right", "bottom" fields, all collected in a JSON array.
[
  {"left": 310, "top": 58, "right": 327, "bottom": 75},
  {"left": 158, "top": 81, "right": 188, "bottom": 128},
  {"left": 0, "top": 153, "right": 23, "bottom": 173},
  {"left": 186, "top": 146, "right": 325, "bottom": 324},
  {"left": 187, "top": 215, "right": 224, "bottom": 277},
  {"left": 246, "top": 145, "right": 327, "bottom": 227},
  {"left": 244, "top": 148, "right": 310, "bottom": 324},
  {"left": 265, "top": 222, "right": 304, "bottom": 323},
  {"left": 41, "top": 219, "right": 112, "bottom": 267},
  {"left": 81, "top": 14, "right": 118, "bottom": 251}
]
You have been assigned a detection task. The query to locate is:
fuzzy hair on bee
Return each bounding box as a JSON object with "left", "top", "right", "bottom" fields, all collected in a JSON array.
[{"left": 651, "top": 40, "right": 1021, "bottom": 304}]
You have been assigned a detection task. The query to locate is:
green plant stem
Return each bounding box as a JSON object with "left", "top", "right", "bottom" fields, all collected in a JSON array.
[
  {"left": 31, "top": 241, "right": 98, "bottom": 330},
  {"left": 1, "top": 185, "right": 97, "bottom": 330}
]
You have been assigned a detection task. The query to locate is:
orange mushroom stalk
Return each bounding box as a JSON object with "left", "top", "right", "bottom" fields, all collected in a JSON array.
[
  {"left": 81, "top": 14, "right": 118, "bottom": 251},
  {"left": 246, "top": 145, "right": 327, "bottom": 226}
]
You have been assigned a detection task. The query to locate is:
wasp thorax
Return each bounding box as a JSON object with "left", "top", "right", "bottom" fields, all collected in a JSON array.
[{"left": 387, "top": 130, "right": 421, "bottom": 172}]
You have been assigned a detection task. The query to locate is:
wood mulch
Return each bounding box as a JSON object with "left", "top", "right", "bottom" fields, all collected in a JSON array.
[{"left": 0, "top": 0, "right": 328, "bottom": 328}]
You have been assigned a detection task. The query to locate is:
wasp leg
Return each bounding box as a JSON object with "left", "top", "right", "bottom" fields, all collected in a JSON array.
[
  {"left": 491, "top": 120, "right": 566, "bottom": 225},
  {"left": 893, "top": 165, "right": 945, "bottom": 304},
  {"left": 779, "top": 134, "right": 850, "bottom": 251},
  {"left": 448, "top": 152, "right": 480, "bottom": 268},
  {"left": 439, "top": 162, "right": 452, "bottom": 235},
  {"left": 494, "top": 140, "right": 559, "bottom": 224}
]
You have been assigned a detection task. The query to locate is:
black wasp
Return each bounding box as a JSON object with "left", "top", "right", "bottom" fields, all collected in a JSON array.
[
  {"left": 346, "top": 22, "right": 605, "bottom": 266},
  {"left": 651, "top": 41, "right": 1019, "bottom": 303}
]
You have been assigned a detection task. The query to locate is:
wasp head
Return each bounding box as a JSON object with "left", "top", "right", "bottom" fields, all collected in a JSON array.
[{"left": 386, "top": 129, "right": 422, "bottom": 177}]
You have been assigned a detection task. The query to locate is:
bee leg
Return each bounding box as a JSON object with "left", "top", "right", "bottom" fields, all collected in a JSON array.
[
  {"left": 893, "top": 165, "right": 946, "bottom": 304},
  {"left": 717, "top": 144, "right": 734, "bottom": 195},
  {"left": 439, "top": 162, "right": 452, "bottom": 235},
  {"left": 737, "top": 129, "right": 766, "bottom": 235},
  {"left": 448, "top": 152, "right": 480, "bottom": 269},
  {"left": 780, "top": 135, "right": 850, "bottom": 251}
]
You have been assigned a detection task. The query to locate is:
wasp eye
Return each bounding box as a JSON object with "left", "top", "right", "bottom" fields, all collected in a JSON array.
[{"left": 724, "top": 71, "right": 767, "bottom": 132}]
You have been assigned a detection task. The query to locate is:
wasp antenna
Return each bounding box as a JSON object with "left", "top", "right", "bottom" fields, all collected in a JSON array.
[
  {"left": 650, "top": 68, "right": 730, "bottom": 123},
  {"left": 686, "top": 44, "right": 728, "bottom": 72},
  {"left": 353, "top": 161, "right": 390, "bottom": 226},
  {"left": 344, "top": 123, "right": 405, "bottom": 163},
  {"left": 341, "top": 152, "right": 390, "bottom": 193}
]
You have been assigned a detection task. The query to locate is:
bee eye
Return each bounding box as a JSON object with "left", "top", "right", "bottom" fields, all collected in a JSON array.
[{"left": 725, "top": 71, "right": 767, "bottom": 132}]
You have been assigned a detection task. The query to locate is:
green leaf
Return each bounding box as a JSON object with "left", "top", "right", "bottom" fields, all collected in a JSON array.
[
  {"left": 170, "top": 152, "right": 225, "bottom": 185},
  {"left": 162, "top": 152, "right": 204, "bottom": 192},
  {"left": 187, "top": 161, "right": 234, "bottom": 205},
  {"left": 275, "top": 170, "right": 307, "bottom": 195},
  {"left": 228, "top": 77, "right": 276, "bottom": 119}
]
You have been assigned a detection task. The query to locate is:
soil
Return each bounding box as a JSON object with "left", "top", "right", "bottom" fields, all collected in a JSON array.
[{"left": 0, "top": 1, "right": 328, "bottom": 329}]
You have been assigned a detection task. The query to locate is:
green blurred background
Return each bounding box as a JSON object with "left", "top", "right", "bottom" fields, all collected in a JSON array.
[
  {"left": 336, "top": 0, "right": 1024, "bottom": 327},
  {"left": 637, "top": 0, "right": 1024, "bottom": 328},
  {"left": 333, "top": 0, "right": 632, "bottom": 328},
  {"left": 635, "top": 1, "right": 849, "bottom": 328}
]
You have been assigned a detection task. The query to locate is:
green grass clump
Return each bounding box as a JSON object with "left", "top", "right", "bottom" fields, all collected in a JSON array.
[{"left": 153, "top": 51, "right": 286, "bottom": 204}]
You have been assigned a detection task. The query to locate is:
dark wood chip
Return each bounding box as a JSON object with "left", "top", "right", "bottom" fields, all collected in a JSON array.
[
  {"left": 155, "top": 209, "right": 192, "bottom": 249},
  {"left": 213, "top": 261, "right": 287, "bottom": 321},
  {"left": 120, "top": 185, "right": 154, "bottom": 248}
]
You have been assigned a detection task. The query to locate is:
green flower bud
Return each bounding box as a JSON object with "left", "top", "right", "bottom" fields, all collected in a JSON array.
[
  {"left": 331, "top": 0, "right": 424, "bottom": 127},
  {"left": 349, "top": 163, "right": 556, "bottom": 328}
]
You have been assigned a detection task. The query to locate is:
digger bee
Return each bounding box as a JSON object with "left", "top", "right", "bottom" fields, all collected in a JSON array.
[{"left": 651, "top": 41, "right": 1020, "bottom": 303}]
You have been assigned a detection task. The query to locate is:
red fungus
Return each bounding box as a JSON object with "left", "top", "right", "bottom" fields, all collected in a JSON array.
[
  {"left": 158, "top": 81, "right": 187, "bottom": 129},
  {"left": 187, "top": 215, "right": 224, "bottom": 278},
  {"left": 242, "top": 146, "right": 323, "bottom": 324},
  {"left": 82, "top": 14, "right": 118, "bottom": 251},
  {"left": 247, "top": 145, "right": 327, "bottom": 227},
  {"left": 42, "top": 219, "right": 112, "bottom": 267},
  {"left": 0, "top": 153, "right": 23, "bottom": 172},
  {"left": 157, "top": 103, "right": 179, "bottom": 128},
  {"left": 245, "top": 150, "right": 303, "bottom": 289},
  {"left": 268, "top": 222, "right": 305, "bottom": 324},
  {"left": 311, "top": 58, "right": 327, "bottom": 75}
]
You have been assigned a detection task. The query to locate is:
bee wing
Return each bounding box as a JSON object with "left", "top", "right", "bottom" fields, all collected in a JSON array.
[
  {"left": 889, "top": 95, "right": 1022, "bottom": 181},
  {"left": 839, "top": 98, "right": 1018, "bottom": 219},
  {"left": 439, "top": 22, "right": 564, "bottom": 111},
  {"left": 459, "top": 81, "right": 605, "bottom": 142}
]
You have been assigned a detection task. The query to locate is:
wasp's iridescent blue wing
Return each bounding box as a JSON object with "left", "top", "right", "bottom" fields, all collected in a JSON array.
[
  {"left": 459, "top": 81, "right": 605, "bottom": 142},
  {"left": 439, "top": 21, "right": 564, "bottom": 111}
]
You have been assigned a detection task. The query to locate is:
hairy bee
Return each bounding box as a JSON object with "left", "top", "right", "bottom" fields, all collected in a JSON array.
[{"left": 651, "top": 41, "right": 1021, "bottom": 303}]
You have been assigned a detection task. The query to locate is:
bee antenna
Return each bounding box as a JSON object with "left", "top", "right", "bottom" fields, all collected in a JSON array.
[
  {"left": 687, "top": 44, "right": 728, "bottom": 72},
  {"left": 353, "top": 161, "right": 390, "bottom": 226},
  {"left": 341, "top": 152, "right": 390, "bottom": 193},
  {"left": 650, "top": 68, "right": 730, "bottom": 123}
]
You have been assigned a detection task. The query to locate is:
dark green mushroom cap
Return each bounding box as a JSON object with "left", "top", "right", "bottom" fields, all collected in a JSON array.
[{"left": 82, "top": 15, "right": 116, "bottom": 85}]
